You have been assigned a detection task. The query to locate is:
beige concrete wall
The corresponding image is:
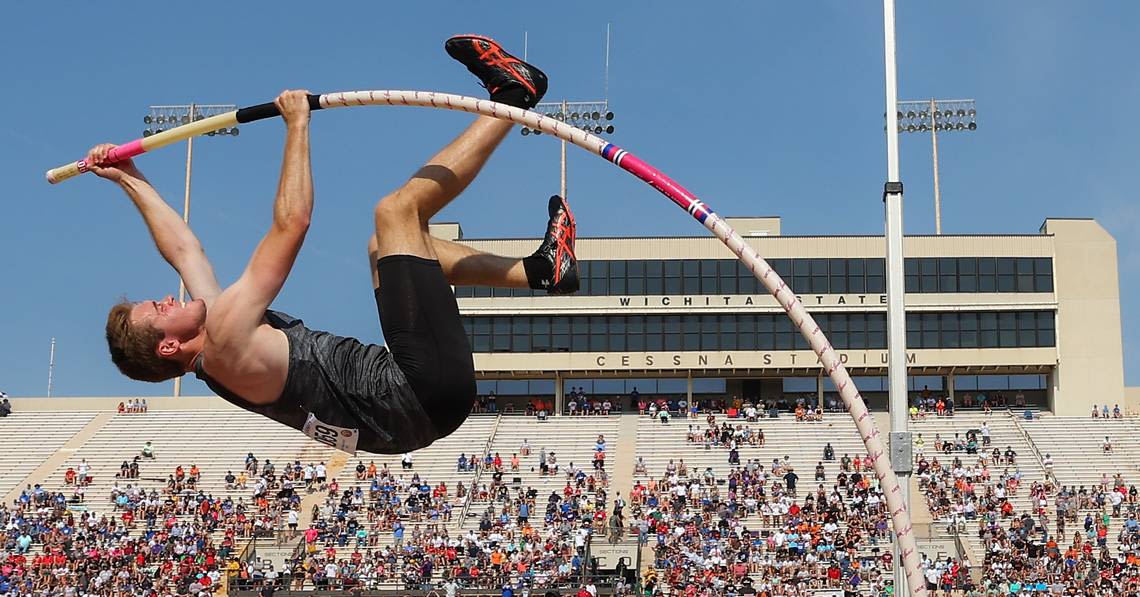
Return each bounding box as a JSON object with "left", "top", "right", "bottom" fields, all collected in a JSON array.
[
  {"left": 1043, "top": 219, "right": 1125, "bottom": 415},
  {"left": 1125, "top": 387, "right": 1140, "bottom": 417}
]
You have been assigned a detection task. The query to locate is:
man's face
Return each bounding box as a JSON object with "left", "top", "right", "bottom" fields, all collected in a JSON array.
[{"left": 130, "top": 295, "right": 207, "bottom": 344}]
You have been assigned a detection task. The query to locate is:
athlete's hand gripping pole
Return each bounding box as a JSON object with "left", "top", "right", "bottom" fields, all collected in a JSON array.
[{"left": 45, "top": 95, "right": 323, "bottom": 184}]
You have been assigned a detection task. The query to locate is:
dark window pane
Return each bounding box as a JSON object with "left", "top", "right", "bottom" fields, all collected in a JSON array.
[
  {"left": 811, "top": 258, "right": 828, "bottom": 275},
  {"left": 572, "top": 334, "right": 588, "bottom": 351},
  {"left": 1016, "top": 258, "right": 1034, "bottom": 274},
  {"left": 1034, "top": 258, "right": 1053, "bottom": 292},
  {"left": 590, "top": 260, "right": 608, "bottom": 280},
  {"left": 592, "top": 332, "right": 611, "bottom": 353},
  {"left": 609, "top": 334, "right": 625, "bottom": 351},
  {"left": 920, "top": 258, "right": 937, "bottom": 275},
  {"left": 628, "top": 333, "right": 644, "bottom": 351},
  {"left": 552, "top": 333, "right": 570, "bottom": 352},
  {"left": 905, "top": 274, "right": 920, "bottom": 293},
  {"left": 683, "top": 260, "right": 700, "bottom": 277},
  {"left": 645, "top": 333, "right": 663, "bottom": 351},
  {"left": 867, "top": 259, "right": 886, "bottom": 275},
  {"left": 663, "top": 260, "right": 681, "bottom": 277},
  {"left": 610, "top": 260, "right": 626, "bottom": 277}
]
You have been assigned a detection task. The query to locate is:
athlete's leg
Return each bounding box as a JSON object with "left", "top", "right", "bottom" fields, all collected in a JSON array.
[
  {"left": 372, "top": 115, "right": 513, "bottom": 260},
  {"left": 366, "top": 36, "right": 555, "bottom": 445},
  {"left": 369, "top": 234, "right": 527, "bottom": 290}
]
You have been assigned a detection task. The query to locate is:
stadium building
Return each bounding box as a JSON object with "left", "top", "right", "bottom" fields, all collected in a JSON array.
[{"left": 434, "top": 216, "right": 1127, "bottom": 417}]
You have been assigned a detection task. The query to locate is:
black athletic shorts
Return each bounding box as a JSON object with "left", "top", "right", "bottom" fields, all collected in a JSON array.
[{"left": 374, "top": 255, "right": 476, "bottom": 436}]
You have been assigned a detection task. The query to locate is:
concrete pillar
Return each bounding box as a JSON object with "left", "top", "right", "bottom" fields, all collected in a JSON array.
[
  {"left": 817, "top": 375, "right": 825, "bottom": 410},
  {"left": 686, "top": 372, "right": 693, "bottom": 407},
  {"left": 554, "top": 374, "right": 564, "bottom": 416},
  {"left": 947, "top": 374, "right": 955, "bottom": 403}
]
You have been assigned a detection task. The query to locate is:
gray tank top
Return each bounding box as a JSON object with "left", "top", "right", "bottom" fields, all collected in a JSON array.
[{"left": 194, "top": 310, "right": 439, "bottom": 454}]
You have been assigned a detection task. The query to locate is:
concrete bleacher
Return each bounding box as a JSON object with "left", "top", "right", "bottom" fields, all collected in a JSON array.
[
  {"left": 633, "top": 411, "right": 868, "bottom": 491},
  {"left": 909, "top": 410, "right": 1049, "bottom": 561},
  {"left": 39, "top": 409, "right": 339, "bottom": 511},
  {"left": 0, "top": 411, "right": 97, "bottom": 500},
  {"left": 461, "top": 414, "right": 622, "bottom": 529},
  {"left": 1022, "top": 415, "right": 1140, "bottom": 487}
]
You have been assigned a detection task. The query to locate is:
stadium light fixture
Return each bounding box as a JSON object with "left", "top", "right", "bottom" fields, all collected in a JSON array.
[{"left": 522, "top": 100, "right": 616, "bottom": 200}]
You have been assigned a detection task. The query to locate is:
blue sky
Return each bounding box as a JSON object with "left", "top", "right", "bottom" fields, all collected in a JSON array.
[{"left": 1, "top": 1, "right": 1138, "bottom": 397}]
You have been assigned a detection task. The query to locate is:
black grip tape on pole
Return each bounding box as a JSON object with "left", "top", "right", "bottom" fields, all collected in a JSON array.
[{"left": 235, "top": 94, "right": 324, "bottom": 124}]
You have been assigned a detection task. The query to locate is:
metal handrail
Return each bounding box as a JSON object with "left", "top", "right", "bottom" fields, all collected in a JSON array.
[{"left": 457, "top": 413, "right": 502, "bottom": 526}]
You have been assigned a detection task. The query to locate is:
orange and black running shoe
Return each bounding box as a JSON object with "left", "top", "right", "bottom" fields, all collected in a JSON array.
[
  {"left": 445, "top": 34, "right": 548, "bottom": 109},
  {"left": 530, "top": 195, "right": 578, "bottom": 295}
]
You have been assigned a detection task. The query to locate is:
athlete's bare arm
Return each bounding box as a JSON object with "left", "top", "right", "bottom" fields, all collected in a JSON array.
[
  {"left": 88, "top": 145, "right": 222, "bottom": 304},
  {"left": 204, "top": 90, "right": 313, "bottom": 396}
]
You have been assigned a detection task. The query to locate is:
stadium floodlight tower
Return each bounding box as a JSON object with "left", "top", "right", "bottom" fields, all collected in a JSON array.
[
  {"left": 521, "top": 100, "right": 615, "bottom": 199},
  {"left": 142, "top": 103, "right": 238, "bottom": 398},
  {"left": 895, "top": 99, "right": 977, "bottom": 234}
]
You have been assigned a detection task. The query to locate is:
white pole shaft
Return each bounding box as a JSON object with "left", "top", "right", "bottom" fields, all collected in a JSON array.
[
  {"left": 561, "top": 100, "right": 568, "bottom": 199},
  {"left": 48, "top": 337, "right": 56, "bottom": 397},
  {"left": 931, "top": 99, "right": 942, "bottom": 235},
  {"left": 883, "top": 1, "right": 913, "bottom": 595},
  {"left": 173, "top": 106, "right": 195, "bottom": 400}
]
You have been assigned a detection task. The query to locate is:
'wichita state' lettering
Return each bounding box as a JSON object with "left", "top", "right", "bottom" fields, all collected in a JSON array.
[{"left": 616, "top": 294, "right": 888, "bottom": 307}]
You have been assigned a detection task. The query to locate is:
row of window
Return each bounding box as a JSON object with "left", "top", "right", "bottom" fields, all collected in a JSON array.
[
  {"left": 453, "top": 257, "right": 1054, "bottom": 298},
  {"left": 461, "top": 310, "right": 1055, "bottom": 353}
]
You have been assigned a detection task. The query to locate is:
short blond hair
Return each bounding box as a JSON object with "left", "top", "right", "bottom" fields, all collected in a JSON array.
[{"left": 105, "top": 301, "right": 183, "bottom": 382}]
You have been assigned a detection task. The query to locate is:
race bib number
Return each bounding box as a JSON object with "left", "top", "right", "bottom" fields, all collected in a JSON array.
[{"left": 301, "top": 413, "right": 360, "bottom": 454}]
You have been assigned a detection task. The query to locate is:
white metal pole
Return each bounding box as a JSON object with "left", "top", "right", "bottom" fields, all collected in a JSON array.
[
  {"left": 930, "top": 99, "right": 942, "bottom": 235},
  {"left": 173, "top": 105, "right": 195, "bottom": 400},
  {"left": 47, "top": 337, "right": 56, "bottom": 397},
  {"left": 882, "top": 1, "right": 912, "bottom": 595},
  {"left": 561, "top": 100, "right": 568, "bottom": 199}
]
